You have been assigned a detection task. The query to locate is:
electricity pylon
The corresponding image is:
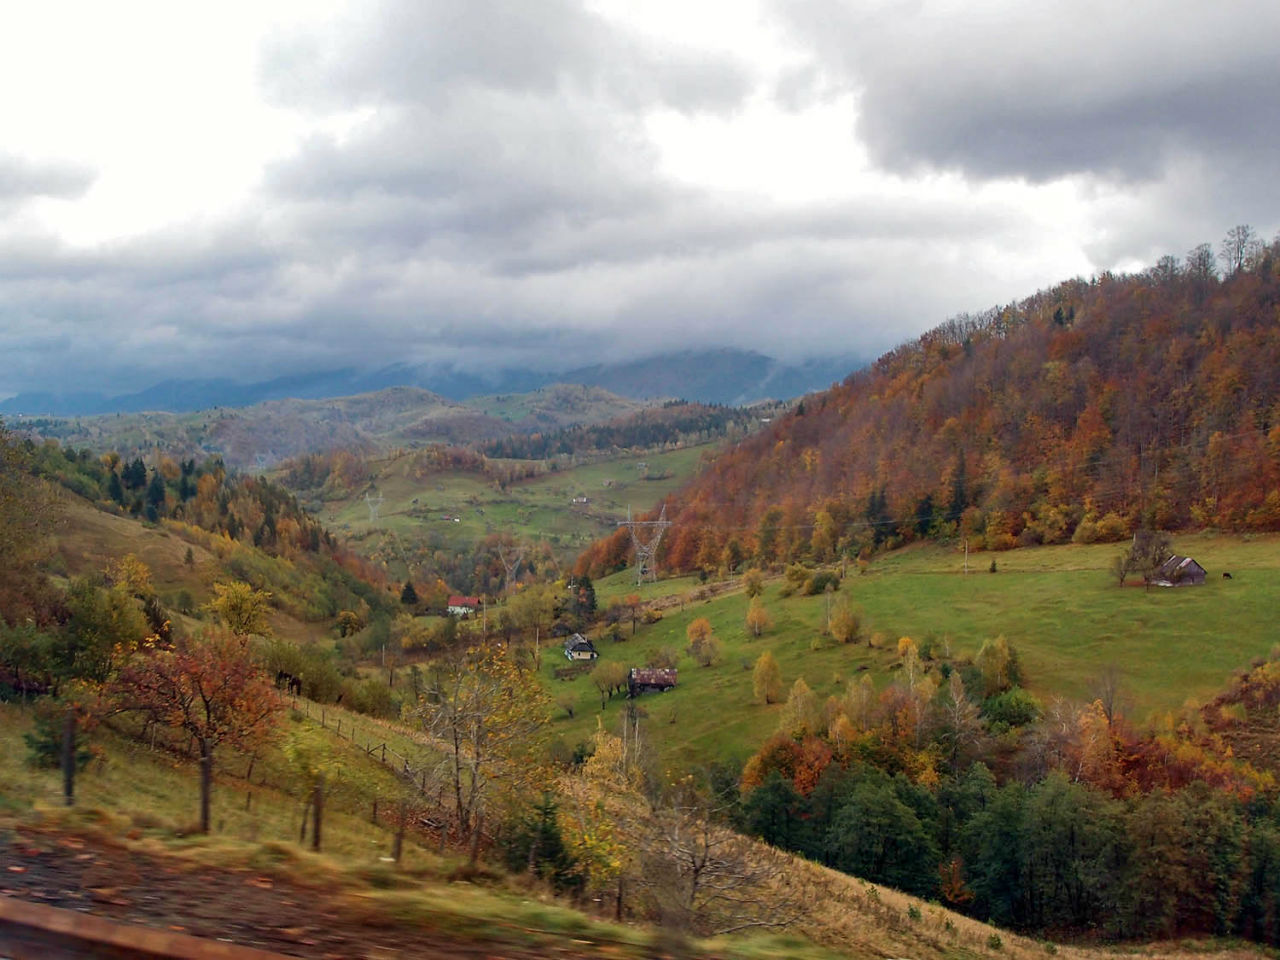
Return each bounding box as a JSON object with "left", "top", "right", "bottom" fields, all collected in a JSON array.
[{"left": 618, "top": 504, "right": 671, "bottom": 585}]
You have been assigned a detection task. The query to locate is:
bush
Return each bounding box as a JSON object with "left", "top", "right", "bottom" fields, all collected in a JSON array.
[
  {"left": 804, "top": 571, "right": 840, "bottom": 595},
  {"left": 648, "top": 647, "right": 679, "bottom": 670},
  {"left": 785, "top": 563, "right": 811, "bottom": 587},
  {"left": 1095, "top": 512, "right": 1129, "bottom": 542},
  {"left": 1071, "top": 519, "right": 1099, "bottom": 544},
  {"left": 982, "top": 686, "right": 1042, "bottom": 727}
]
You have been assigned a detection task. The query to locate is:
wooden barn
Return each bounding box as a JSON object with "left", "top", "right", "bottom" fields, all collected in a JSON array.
[
  {"left": 1153, "top": 555, "right": 1207, "bottom": 587},
  {"left": 628, "top": 667, "right": 677, "bottom": 696}
]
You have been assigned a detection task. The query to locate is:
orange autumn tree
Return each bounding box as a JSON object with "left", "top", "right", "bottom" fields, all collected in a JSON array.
[{"left": 116, "top": 631, "right": 282, "bottom": 833}]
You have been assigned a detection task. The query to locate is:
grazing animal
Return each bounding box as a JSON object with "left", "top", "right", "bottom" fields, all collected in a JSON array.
[
  {"left": 275, "top": 670, "right": 302, "bottom": 696},
  {"left": 1223, "top": 571, "right": 1233, "bottom": 579}
]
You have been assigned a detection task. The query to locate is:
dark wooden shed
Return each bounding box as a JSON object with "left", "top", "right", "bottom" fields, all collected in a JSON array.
[
  {"left": 628, "top": 667, "right": 677, "bottom": 696},
  {"left": 1153, "top": 555, "right": 1207, "bottom": 586}
]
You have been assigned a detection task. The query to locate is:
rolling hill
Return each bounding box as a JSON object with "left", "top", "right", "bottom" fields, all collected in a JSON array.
[
  {"left": 578, "top": 243, "right": 1280, "bottom": 578},
  {"left": 14, "top": 383, "right": 652, "bottom": 469}
]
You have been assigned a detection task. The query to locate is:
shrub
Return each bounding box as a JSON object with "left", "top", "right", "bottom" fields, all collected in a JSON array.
[
  {"left": 648, "top": 647, "right": 679, "bottom": 670},
  {"left": 1072, "top": 519, "right": 1099, "bottom": 544},
  {"left": 982, "top": 686, "right": 1042, "bottom": 727},
  {"left": 1095, "top": 512, "right": 1129, "bottom": 542},
  {"left": 804, "top": 571, "right": 840, "bottom": 595}
]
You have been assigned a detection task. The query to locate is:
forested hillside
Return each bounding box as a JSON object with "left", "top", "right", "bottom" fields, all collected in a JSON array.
[{"left": 579, "top": 232, "right": 1280, "bottom": 576}]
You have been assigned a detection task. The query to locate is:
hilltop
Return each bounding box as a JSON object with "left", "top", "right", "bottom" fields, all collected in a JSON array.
[{"left": 578, "top": 239, "right": 1280, "bottom": 577}]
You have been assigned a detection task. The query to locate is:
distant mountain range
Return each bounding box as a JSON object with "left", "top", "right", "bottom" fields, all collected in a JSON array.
[{"left": 0, "top": 348, "right": 861, "bottom": 417}]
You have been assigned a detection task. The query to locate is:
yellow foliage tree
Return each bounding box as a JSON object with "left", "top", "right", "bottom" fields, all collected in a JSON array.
[
  {"left": 828, "top": 596, "right": 861, "bottom": 644},
  {"left": 752, "top": 651, "right": 782, "bottom": 704},
  {"left": 206, "top": 581, "right": 273, "bottom": 638},
  {"left": 974, "top": 635, "right": 1013, "bottom": 696},
  {"left": 411, "top": 646, "right": 551, "bottom": 865},
  {"left": 105, "top": 553, "right": 153, "bottom": 598},
  {"left": 778, "top": 678, "right": 822, "bottom": 738},
  {"left": 745, "top": 596, "right": 772, "bottom": 637}
]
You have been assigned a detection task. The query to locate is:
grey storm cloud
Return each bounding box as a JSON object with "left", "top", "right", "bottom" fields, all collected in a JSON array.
[
  {"left": 0, "top": 153, "right": 94, "bottom": 201},
  {"left": 774, "top": 0, "right": 1280, "bottom": 184},
  {"left": 7, "top": 0, "right": 1272, "bottom": 400},
  {"left": 261, "top": 0, "right": 752, "bottom": 115}
]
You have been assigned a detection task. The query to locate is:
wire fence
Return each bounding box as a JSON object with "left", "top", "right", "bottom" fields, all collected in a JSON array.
[{"left": 287, "top": 696, "right": 443, "bottom": 798}]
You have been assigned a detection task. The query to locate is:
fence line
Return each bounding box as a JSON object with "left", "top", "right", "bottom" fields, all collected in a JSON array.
[{"left": 288, "top": 696, "right": 437, "bottom": 804}]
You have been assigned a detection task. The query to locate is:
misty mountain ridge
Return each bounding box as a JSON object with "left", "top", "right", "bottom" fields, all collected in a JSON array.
[{"left": 0, "top": 348, "right": 862, "bottom": 417}]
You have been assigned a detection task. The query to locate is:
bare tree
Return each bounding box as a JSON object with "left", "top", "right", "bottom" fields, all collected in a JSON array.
[
  {"left": 1092, "top": 664, "right": 1127, "bottom": 724},
  {"left": 1128, "top": 529, "right": 1172, "bottom": 590},
  {"left": 938, "top": 670, "right": 985, "bottom": 772},
  {"left": 637, "top": 789, "right": 799, "bottom": 936},
  {"left": 1185, "top": 242, "right": 1217, "bottom": 303},
  {"left": 1220, "top": 224, "right": 1260, "bottom": 275},
  {"left": 411, "top": 646, "right": 551, "bottom": 864}
]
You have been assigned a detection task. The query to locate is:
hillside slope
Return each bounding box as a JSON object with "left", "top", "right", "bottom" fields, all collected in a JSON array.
[
  {"left": 581, "top": 244, "right": 1280, "bottom": 575},
  {"left": 17, "top": 385, "right": 650, "bottom": 469}
]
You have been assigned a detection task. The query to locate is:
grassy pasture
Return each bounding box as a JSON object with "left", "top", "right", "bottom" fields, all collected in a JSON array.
[
  {"left": 322, "top": 444, "right": 713, "bottom": 575},
  {"left": 544, "top": 534, "right": 1280, "bottom": 769}
]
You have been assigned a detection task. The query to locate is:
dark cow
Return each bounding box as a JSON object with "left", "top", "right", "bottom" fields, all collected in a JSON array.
[
  {"left": 275, "top": 670, "right": 302, "bottom": 696},
  {"left": 1223, "top": 571, "right": 1233, "bottom": 579}
]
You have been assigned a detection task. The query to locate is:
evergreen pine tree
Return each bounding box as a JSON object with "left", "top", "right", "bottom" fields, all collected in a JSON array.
[
  {"left": 146, "top": 470, "right": 166, "bottom": 513},
  {"left": 107, "top": 471, "right": 125, "bottom": 505}
]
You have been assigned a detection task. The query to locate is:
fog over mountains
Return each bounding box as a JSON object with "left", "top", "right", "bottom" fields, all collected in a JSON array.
[{"left": 1, "top": 348, "right": 861, "bottom": 417}]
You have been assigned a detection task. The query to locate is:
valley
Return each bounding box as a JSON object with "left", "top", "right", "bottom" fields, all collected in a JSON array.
[{"left": 6, "top": 243, "right": 1280, "bottom": 956}]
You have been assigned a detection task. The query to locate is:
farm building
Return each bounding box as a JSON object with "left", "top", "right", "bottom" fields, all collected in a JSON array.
[
  {"left": 628, "top": 667, "right": 677, "bottom": 696},
  {"left": 447, "top": 595, "right": 481, "bottom": 616},
  {"left": 563, "top": 633, "right": 598, "bottom": 661},
  {"left": 1152, "top": 555, "right": 1207, "bottom": 587}
]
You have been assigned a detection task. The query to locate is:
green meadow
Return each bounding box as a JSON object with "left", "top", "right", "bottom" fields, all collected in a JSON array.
[
  {"left": 324, "top": 444, "right": 713, "bottom": 573},
  {"left": 544, "top": 533, "right": 1280, "bottom": 769}
]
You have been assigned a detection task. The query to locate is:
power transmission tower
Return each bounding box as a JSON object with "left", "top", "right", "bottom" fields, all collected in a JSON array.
[
  {"left": 618, "top": 504, "right": 671, "bottom": 585},
  {"left": 496, "top": 540, "right": 525, "bottom": 597},
  {"left": 364, "top": 492, "right": 385, "bottom": 524}
]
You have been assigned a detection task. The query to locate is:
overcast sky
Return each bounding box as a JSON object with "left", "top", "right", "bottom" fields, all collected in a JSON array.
[{"left": 1, "top": 0, "right": 1277, "bottom": 397}]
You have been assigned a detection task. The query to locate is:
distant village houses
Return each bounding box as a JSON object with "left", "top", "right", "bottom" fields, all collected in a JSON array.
[
  {"left": 563, "top": 633, "right": 598, "bottom": 661},
  {"left": 447, "top": 595, "right": 480, "bottom": 616}
]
